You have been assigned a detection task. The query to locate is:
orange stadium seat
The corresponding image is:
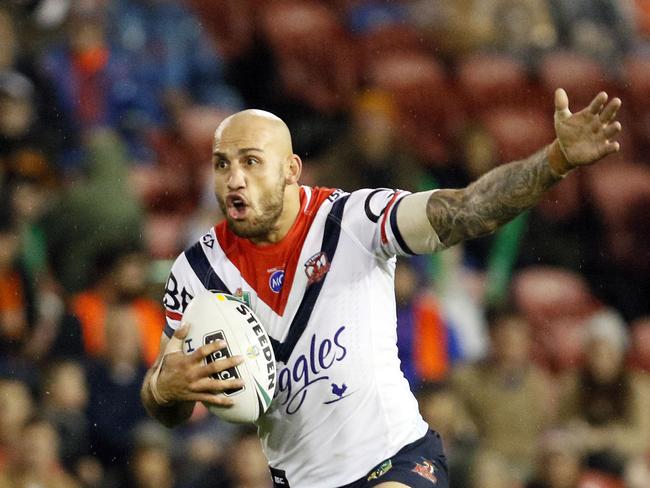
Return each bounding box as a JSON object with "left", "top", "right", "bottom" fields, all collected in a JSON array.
[
  {"left": 539, "top": 51, "right": 614, "bottom": 109},
  {"left": 366, "top": 52, "right": 461, "bottom": 164},
  {"left": 456, "top": 53, "right": 535, "bottom": 114},
  {"left": 479, "top": 107, "right": 555, "bottom": 162},
  {"left": 260, "top": 0, "right": 357, "bottom": 113}
]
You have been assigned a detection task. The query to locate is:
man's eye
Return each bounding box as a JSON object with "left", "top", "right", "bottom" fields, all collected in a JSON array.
[
  {"left": 215, "top": 160, "right": 228, "bottom": 169},
  {"left": 246, "top": 158, "right": 259, "bottom": 166}
]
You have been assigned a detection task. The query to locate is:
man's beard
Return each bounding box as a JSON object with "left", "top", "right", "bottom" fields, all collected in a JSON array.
[{"left": 216, "top": 177, "right": 286, "bottom": 240}]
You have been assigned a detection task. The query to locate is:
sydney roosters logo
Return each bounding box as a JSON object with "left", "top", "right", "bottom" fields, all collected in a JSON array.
[
  {"left": 412, "top": 459, "right": 438, "bottom": 484},
  {"left": 304, "top": 252, "right": 330, "bottom": 285}
]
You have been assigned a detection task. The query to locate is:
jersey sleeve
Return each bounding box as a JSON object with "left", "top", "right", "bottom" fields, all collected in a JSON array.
[
  {"left": 161, "top": 252, "right": 205, "bottom": 337},
  {"left": 343, "top": 188, "right": 441, "bottom": 259}
]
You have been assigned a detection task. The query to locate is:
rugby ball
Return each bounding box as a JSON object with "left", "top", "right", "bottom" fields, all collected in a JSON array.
[{"left": 181, "top": 291, "right": 276, "bottom": 423}]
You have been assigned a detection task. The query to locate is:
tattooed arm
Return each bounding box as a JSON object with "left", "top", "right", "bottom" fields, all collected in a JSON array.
[{"left": 423, "top": 89, "right": 622, "bottom": 248}]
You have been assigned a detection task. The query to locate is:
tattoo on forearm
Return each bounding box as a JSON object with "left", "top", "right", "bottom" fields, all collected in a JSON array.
[{"left": 427, "top": 146, "right": 562, "bottom": 247}]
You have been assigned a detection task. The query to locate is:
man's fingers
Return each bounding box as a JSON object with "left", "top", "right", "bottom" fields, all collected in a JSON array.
[
  {"left": 603, "top": 121, "right": 622, "bottom": 139},
  {"left": 198, "top": 355, "right": 245, "bottom": 379},
  {"left": 600, "top": 97, "right": 621, "bottom": 123},
  {"left": 588, "top": 91, "right": 608, "bottom": 115},
  {"left": 187, "top": 393, "right": 235, "bottom": 407},
  {"left": 599, "top": 140, "right": 620, "bottom": 156},
  {"left": 192, "top": 339, "right": 228, "bottom": 361},
  {"left": 190, "top": 377, "right": 245, "bottom": 393}
]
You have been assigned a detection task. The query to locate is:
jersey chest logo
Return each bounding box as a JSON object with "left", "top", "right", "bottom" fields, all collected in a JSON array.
[{"left": 304, "top": 251, "right": 330, "bottom": 285}]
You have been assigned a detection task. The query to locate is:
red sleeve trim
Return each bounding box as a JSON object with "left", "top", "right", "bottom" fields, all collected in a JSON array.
[{"left": 380, "top": 191, "right": 402, "bottom": 244}]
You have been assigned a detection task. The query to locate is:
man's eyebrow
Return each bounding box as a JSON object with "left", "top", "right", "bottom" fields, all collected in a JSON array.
[{"left": 212, "top": 147, "right": 264, "bottom": 156}]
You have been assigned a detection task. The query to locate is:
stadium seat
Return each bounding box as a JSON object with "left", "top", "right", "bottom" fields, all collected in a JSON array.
[
  {"left": 356, "top": 24, "right": 429, "bottom": 78},
  {"left": 586, "top": 161, "right": 650, "bottom": 267},
  {"left": 622, "top": 53, "right": 650, "bottom": 156},
  {"left": 539, "top": 51, "right": 614, "bottom": 109},
  {"left": 479, "top": 107, "right": 555, "bottom": 162},
  {"left": 144, "top": 213, "right": 186, "bottom": 259},
  {"left": 578, "top": 471, "right": 625, "bottom": 488},
  {"left": 259, "top": 0, "right": 357, "bottom": 113},
  {"left": 366, "top": 52, "right": 460, "bottom": 164},
  {"left": 455, "top": 53, "right": 535, "bottom": 114},
  {"left": 512, "top": 266, "right": 598, "bottom": 327},
  {"left": 629, "top": 317, "right": 650, "bottom": 372},
  {"left": 540, "top": 316, "right": 588, "bottom": 372},
  {"left": 185, "top": 0, "right": 255, "bottom": 60}
]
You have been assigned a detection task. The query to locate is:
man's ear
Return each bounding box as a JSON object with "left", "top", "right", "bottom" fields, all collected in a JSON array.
[{"left": 286, "top": 154, "right": 302, "bottom": 184}]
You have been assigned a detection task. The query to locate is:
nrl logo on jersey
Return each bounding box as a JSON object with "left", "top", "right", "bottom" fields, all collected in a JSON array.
[{"left": 304, "top": 251, "right": 330, "bottom": 285}]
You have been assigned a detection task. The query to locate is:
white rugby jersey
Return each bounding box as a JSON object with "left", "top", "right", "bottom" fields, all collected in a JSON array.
[{"left": 163, "top": 186, "right": 436, "bottom": 487}]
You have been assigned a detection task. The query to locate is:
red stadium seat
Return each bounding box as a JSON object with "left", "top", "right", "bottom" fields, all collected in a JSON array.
[
  {"left": 260, "top": 0, "right": 357, "bottom": 113},
  {"left": 512, "top": 266, "right": 598, "bottom": 328},
  {"left": 145, "top": 213, "right": 186, "bottom": 259},
  {"left": 479, "top": 107, "right": 555, "bottom": 162},
  {"left": 366, "top": 52, "right": 460, "bottom": 164},
  {"left": 539, "top": 51, "right": 614, "bottom": 109},
  {"left": 622, "top": 53, "right": 650, "bottom": 156},
  {"left": 185, "top": 0, "right": 255, "bottom": 60},
  {"left": 578, "top": 471, "right": 625, "bottom": 488},
  {"left": 586, "top": 161, "right": 650, "bottom": 268},
  {"left": 629, "top": 317, "right": 650, "bottom": 372},
  {"left": 356, "top": 24, "right": 429, "bottom": 79},
  {"left": 456, "top": 53, "right": 536, "bottom": 114}
]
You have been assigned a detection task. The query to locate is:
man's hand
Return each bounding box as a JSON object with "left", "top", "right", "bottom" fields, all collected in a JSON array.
[
  {"left": 154, "top": 325, "right": 245, "bottom": 406},
  {"left": 553, "top": 88, "right": 622, "bottom": 173}
]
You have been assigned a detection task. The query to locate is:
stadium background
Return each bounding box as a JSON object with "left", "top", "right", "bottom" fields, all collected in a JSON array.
[{"left": 1, "top": 0, "right": 649, "bottom": 487}]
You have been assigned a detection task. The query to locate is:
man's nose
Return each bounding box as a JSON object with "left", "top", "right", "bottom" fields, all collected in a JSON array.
[{"left": 227, "top": 164, "right": 246, "bottom": 190}]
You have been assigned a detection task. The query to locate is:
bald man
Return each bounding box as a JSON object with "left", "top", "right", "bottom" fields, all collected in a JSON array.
[{"left": 141, "top": 91, "right": 622, "bottom": 488}]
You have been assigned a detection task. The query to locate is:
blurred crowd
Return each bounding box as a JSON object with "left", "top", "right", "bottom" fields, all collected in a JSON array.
[{"left": 1, "top": 0, "right": 650, "bottom": 487}]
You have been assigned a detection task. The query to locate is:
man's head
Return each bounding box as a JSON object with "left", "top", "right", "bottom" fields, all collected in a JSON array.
[{"left": 212, "top": 109, "right": 302, "bottom": 242}]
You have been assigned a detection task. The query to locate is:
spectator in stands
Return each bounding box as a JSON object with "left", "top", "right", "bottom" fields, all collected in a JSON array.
[
  {"left": 226, "top": 428, "right": 272, "bottom": 488},
  {"left": 127, "top": 422, "right": 175, "bottom": 488},
  {"left": 0, "top": 417, "right": 80, "bottom": 488},
  {"left": 107, "top": 0, "right": 242, "bottom": 146},
  {"left": 452, "top": 308, "right": 554, "bottom": 481},
  {"left": 417, "top": 383, "right": 478, "bottom": 488},
  {"left": 409, "top": 0, "right": 557, "bottom": 61},
  {"left": 66, "top": 247, "right": 163, "bottom": 367},
  {"left": 42, "top": 129, "right": 143, "bottom": 292},
  {"left": 316, "top": 90, "right": 428, "bottom": 191},
  {"left": 0, "top": 379, "right": 34, "bottom": 468},
  {"left": 469, "top": 449, "right": 522, "bottom": 488},
  {"left": 0, "top": 6, "right": 70, "bottom": 165},
  {"left": 558, "top": 309, "right": 650, "bottom": 477},
  {"left": 526, "top": 431, "right": 585, "bottom": 488},
  {"left": 548, "top": 0, "right": 635, "bottom": 64},
  {"left": 86, "top": 310, "right": 149, "bottom": 483},
  {"left": 41, "top": 360, "right": 91, "bottom": 474},
  {"left": 0, "top": 207, "right": 38, "bottom": 373},
  {"left": 395, "top": 258, "right": 460, "bottom": 387}
]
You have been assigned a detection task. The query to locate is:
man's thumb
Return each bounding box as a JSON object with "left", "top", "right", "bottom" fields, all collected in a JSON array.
[{"left": 554, "top": 88, "right": 571, "bottom": 120}]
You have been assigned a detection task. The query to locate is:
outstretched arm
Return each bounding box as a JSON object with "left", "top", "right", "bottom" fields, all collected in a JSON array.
[{"left": 425, "top": 89, "right": 621, "bottom": 248}]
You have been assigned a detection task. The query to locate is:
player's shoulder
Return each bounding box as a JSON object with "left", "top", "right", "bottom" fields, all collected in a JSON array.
[{"left": 342, "top": 187, "right": 411, "bottom": 223}]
